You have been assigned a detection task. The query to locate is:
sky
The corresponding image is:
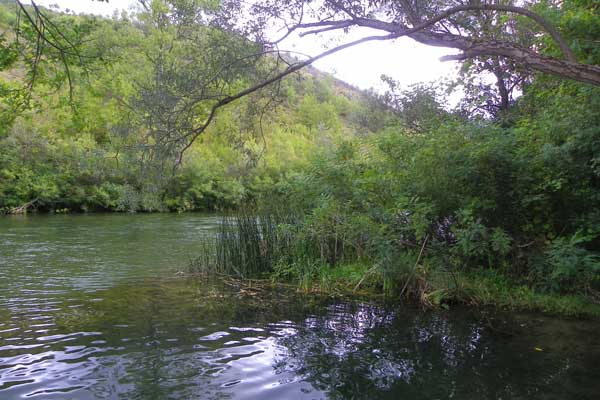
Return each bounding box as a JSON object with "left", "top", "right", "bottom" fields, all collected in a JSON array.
[{"left": 22, "top": 0, "right": 460, "bottom": 92}]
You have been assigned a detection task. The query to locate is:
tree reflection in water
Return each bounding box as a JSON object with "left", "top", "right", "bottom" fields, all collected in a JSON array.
[
  {"left": 273, "top": 302, "right": 598, "bottom": 399},
  {"left": 1, "top": 280, "right": 598, "bottom": 399}
]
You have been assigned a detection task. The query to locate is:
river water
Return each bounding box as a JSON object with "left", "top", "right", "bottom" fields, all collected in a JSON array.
[{"left": 0, "top": 214, "right": 599, "bottom": 399}]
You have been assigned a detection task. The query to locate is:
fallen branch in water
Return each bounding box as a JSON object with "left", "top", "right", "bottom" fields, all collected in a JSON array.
[{"left": 9, "top": 198, "right": 39, "bottom": 214}]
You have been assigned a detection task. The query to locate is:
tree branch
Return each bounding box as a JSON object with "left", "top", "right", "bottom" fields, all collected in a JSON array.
[
  {"left": 296, "top": 4, "right": 575, "bottom": 61},
  {"left": 438, "top": 40, "right": 600, "bottom": 86},
  {"left": 174, "top": 31, "right": 400, "bottom": 167},
  {"left": 284, "top": 4, "right": 599, "bottom": 86}
]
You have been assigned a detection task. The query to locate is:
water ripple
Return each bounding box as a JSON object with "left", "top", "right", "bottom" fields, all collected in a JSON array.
[{"left": 1, "top": 215, "right": 599, "bottom": 399}]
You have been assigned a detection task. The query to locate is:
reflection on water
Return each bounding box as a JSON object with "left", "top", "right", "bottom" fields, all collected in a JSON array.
[{"left": 1, "top": 215, "right": 599, "bottom": 399}]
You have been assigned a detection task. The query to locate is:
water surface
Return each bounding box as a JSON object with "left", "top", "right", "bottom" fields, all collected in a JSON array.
[{"left": 1, "top": 214, "right": 599, "bottom": 399}]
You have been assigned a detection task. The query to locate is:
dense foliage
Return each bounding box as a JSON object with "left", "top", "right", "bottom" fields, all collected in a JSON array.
[
  {"left": 0, "top": 1, "right": 384, "bottom": 213},
  {"left": 256, "top": 80, "right": 600, "bottom": 299}
]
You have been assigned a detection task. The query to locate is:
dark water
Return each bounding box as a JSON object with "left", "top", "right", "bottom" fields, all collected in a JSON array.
[{"left": 0, "top": 214, "right": 599, "bottom": 399}]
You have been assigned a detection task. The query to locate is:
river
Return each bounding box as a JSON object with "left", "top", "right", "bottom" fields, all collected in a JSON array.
[{"left": 0, "top": 214, "right": 598, "bottom": 399}]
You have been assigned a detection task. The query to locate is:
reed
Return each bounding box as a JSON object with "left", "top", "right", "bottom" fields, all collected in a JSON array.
[
  {"left": 189, "top": 210, "right": 295, "bottom": 278},
  {"left": 189, "top": 208, "right": 363, "bottom": 281}
]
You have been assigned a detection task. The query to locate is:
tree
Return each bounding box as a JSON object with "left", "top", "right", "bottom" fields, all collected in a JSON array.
[{"left": 5, "top": 0, "right": 600, "bottom": 162}]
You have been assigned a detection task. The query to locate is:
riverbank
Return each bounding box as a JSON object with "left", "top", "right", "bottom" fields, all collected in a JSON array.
[
  {"left": 306, "top": 270, "right": 600, "bottom": 318},
  {"left": 186, "top": 211, "right": 600, "bottom": 319},
  {"left": 208, "top": 263, "right": 600, "bottom": 319}
]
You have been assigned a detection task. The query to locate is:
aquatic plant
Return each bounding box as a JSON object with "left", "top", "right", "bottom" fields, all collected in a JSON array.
[{"left": 189, "top": 210, "right": 291, "bottom": 278}]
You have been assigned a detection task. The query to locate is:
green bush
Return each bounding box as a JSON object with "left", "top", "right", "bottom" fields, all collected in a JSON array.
[{"left": 541, "top": 232, "right": 600, "bottom": 293}]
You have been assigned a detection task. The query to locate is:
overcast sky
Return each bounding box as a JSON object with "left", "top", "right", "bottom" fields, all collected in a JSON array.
[{"left": 22, "top": 0, "right": 460, "bottom": 92}]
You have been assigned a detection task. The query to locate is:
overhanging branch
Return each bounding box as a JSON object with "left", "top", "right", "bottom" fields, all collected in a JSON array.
[
  {"left": 282, "top": 3, "right": 599, "bottom": 87},
  {"left": 292, "top": 3, "right": 575, "bottom": 62},
  {"left": 174, "top": 31, "right": 400, "bottom": 167}
]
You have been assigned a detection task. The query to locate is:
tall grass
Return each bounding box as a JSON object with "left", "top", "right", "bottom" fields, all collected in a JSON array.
[
  {"left": 189, "top": 208, "right": 374, "bottom": 283},
  {"left": 189, "top": 210, "right": 297, "bottom": 278}
]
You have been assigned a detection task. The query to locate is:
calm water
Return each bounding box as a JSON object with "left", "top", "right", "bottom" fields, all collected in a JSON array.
[{"left": 0, "top": 214, "right": 599, "bottom": 399}]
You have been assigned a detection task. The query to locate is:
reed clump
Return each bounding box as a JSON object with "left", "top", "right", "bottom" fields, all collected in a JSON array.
[{"left": 189, "top": 210, "right": 298, "bottom": 278}]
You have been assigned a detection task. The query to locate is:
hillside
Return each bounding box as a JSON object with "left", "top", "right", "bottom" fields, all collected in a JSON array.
[{"left": 0, "top": 1, "right": 395, "bottom": 213}]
